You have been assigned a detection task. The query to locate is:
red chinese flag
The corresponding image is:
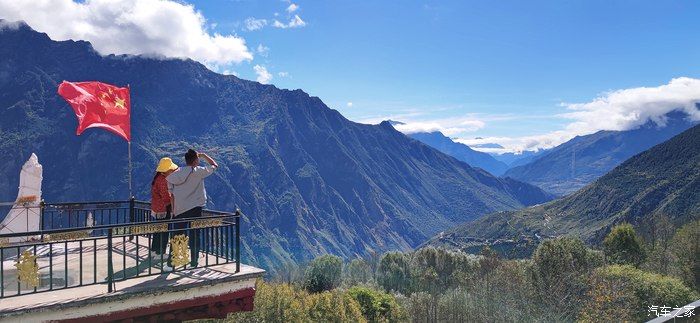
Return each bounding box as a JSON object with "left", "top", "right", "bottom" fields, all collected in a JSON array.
[{"left": 57, "top": 81, "right": 131, "bottom": 141}]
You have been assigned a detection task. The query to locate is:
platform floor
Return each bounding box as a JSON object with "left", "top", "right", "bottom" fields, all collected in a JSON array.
[
  {"left": 0, "top": 237, "right": 263, "bottom": 318},
  {"left": 0, "top": 262, "right": 263, "bottom": 317}
]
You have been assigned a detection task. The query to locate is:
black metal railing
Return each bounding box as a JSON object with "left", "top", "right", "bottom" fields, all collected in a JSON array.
[
  {"left": 0, "top": 199, "right": 241, "bottom": 299},
  {"left": 39, "top": 199, "right": 152, "bottom": 232}
]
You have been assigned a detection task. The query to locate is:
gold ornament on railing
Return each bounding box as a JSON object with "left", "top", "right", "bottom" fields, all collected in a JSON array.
[
  {"left": 191, "top": 219, "right": 223, "bottom": 229},
  {"left": 131, "top": 223, "right": 168, "bottom": 235},
  {"left": 43, "top": 230, "right": 91, "bottom": 243},
  {"left": 170, "top": 234, "right": 190, "bottom": 267},
  {"left": 15, "top": 250, "right": 39, "bottom": 288}
]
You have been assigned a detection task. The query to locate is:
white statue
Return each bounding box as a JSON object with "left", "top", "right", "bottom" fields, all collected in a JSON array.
[
  {"left": 86, "top": 211, "right": 94, "bottom": 235},
  {"left": 0, "top": 153, "right": 43, "bottom": 243}
]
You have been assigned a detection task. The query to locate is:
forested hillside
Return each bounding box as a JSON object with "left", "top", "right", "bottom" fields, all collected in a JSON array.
[{"left": 429, "top": 123, "right": 700, "bottom": 255}]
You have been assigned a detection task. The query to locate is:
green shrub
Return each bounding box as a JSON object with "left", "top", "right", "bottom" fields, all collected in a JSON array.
[
  {"left": 307, "top": 289, "right": 367, "bottom": 323},
  {"left": 670, "top": 220, "right": 700, "bottom": 291},
  {"left": 603, "top": 223, "right": 645, "bottom": 267},
  {"left": 343, "top": 258, "right": 374, "bottom": 286},
  {"left": 410, "top": 247, "right": 472, "bottom": 296},
  {"left": 347, "top": 286, "right": 406, "bottom": 322},
  {"left": 579, "top": 268, "right": 640, "bottom": 322},
  {"left": 228, "top": 280, "right": 368, "bottom": 323},
  {"left": 304, "top": 255, "right": 343, "bottom": 293},
  {"left": 377, "top": 252, "right": 413, "bottom": 295},
  {"left": 229, "top": 280, "right": 309, "bottom": 322},
  {"left": 530, "top": 237, "right": 603, "bottom": 320},
  {"left": 641, "top": 214, "right": 675, "bottom": 276},
  {"left": 581, "top": 265, "right": 699, "bottom": 322},
  {"left": 400, "top": 292, "right": 434, "bottom": 323},
  {"left": 436, "top": 288, "right": 471, "bottom": 322},
  {"left": 478, "top": 246, "right": 501, "bottom": 274}
]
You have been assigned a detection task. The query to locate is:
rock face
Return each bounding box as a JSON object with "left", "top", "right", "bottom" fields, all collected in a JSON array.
[
  {"left": 427, "top": 124, "right": 700, "bottom": 256},
  {"left": 409, "top": 131, "right": 509, "bottom": 175},
  {"left": 503, "top": 112, "right": 697, "bottom": 196},
  {"left": 0, "top": 22, "right": 552, "bottom": 269}
]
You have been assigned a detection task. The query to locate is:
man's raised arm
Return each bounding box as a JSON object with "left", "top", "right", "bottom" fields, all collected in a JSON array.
[{"left": 198, "top": 152, "right": 218, "bottom": 168}]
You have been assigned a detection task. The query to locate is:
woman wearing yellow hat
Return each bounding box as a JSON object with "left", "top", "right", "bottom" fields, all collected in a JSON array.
[{"left": 150, "top": 157, "right": 178, "bottom": 269}]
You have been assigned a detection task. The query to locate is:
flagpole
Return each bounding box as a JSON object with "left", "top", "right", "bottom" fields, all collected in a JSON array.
[
  {"left": 127, "top": 84, "right": 132, "bottom": 199},
  {"left": 128, "top": 140, "right": 132, "bottom": 198},
  {"left": 128, "top": 121, "right": 133, "bottom": 242}
]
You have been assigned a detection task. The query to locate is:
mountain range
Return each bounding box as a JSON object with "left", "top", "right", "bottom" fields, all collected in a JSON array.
[
  {"left": 503, "top": 113, "right": 697, "bottom": 195},
  {"left": 427, "top": 123, "right": 700, "bottom": 256},
  {"left": 0, "top": 22, "right": 552, "bottom": 270},
  {"left": 408, "top": 131, "right": 509, "bottom": 175},
  {"left": 490, "top": 150, "right": 548, "bottom": 168}
]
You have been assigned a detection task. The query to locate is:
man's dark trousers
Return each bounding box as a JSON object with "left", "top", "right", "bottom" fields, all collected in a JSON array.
[{"left": 169, "top": 206, "right": 202, "bottom": 267}]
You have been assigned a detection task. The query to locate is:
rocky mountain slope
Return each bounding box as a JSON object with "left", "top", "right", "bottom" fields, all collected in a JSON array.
[{"left": 0, "top": 22, "right": 552, "bottom": 269}]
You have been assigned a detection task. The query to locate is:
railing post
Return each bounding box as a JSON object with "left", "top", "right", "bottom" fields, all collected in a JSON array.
[
  {"left": 235, "top": 210, "right": 241, "bottom": 273},
  {"left": 39, "top": 200, "right": 45, "bottom": 240},
  {"left": 128, "top": 197, "right": 135, "bottom": 241},
  {"left": 107, "top": 228, "right": 114, "bottom": 293}
]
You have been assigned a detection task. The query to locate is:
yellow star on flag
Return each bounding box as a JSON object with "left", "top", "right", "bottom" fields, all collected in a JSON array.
[{"left": 114, "top": 96, "right": 126, "bottom": 110}]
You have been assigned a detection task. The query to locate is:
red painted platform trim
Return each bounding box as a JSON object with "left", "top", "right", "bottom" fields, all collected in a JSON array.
[{"left": 52, "top": 287, "right": 256, "bottom": 323}]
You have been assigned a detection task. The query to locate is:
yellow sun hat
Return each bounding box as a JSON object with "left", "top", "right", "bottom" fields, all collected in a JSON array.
[{"left": 156, "top": 157, "right": 179, "bottom": 172}]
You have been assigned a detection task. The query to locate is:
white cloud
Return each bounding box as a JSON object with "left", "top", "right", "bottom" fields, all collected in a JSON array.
[
  {"left": 393, "top": 119, "right": 486, "bottom": 136},
  {"left": 363, "top": 78, "right": 700, "bottom": 153},
  {"left": 455, "top": 133, "right": 573, "bottom": 154},
  {"left": 256, "top": 44, "right": 270, "bottom": 57},
  {"left": 254, "top": 65, "right": 273, "bottom": 84},
  {"left": 278, "top": 71, "right": 290, "bottom": 77},
  {"left": 0, "top": 0, "right": 253, "bottom": 65},
  {"left": 244, "top": 17, "right": 268, "bottom": 31},
  {"left": 347, "top": 102, "right": 353, "bottom": 107},
  {"left": 0, "top": 20, "right": 22, "bottom": 29},
  {"left": 286, "top": 3, "right": 299, "bottom": 13},
  {"left": 561, "top": 77, "right": 700, "bottom": 133},
  {"left": 243, "top": 4, "right": 305, "bottom": 31},
  {"left": 273, "top": 15, "right": 306, "bottom": 29},
  {"left": 457, "top": 77, "right": 700, "bottom": 153},
  {"left": 290, "top": 15, "right": 307, "bottom": 27}
]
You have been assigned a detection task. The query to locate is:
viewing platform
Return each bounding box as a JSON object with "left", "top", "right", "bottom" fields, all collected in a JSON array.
[{"left": 0, "top": 199, "right": 264, "bottom": 322}]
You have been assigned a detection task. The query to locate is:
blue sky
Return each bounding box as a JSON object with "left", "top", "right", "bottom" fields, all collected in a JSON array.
[
  {"left": 193, "top": 0, "right": 700, "bottom": 147},
  {"left": 3, "top": 0, "right": 700, "bottom": 152}
]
